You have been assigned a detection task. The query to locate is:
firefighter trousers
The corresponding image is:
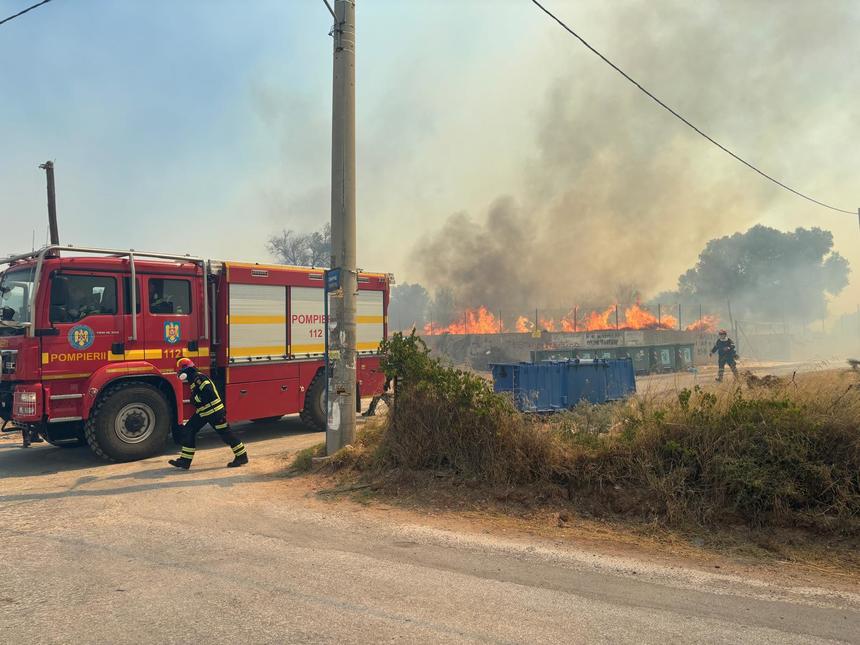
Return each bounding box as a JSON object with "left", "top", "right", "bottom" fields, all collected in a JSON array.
[
  {"left": 717, "top": 355, "right": 738, "bottom": 381},
  {"left": 177, "top": 412, "right": 246, "bottom": 463}
]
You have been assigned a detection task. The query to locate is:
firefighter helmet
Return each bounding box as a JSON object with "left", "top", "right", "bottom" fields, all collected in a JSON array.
[
  {"left": 176, "top": 357, "right": 197, "bottom": 382},
  {"left": 718, "top": 329, "right": 728, "bottom": 336},
  {"left": 176, "top": 357, "right": 195, "bottom": 371}
]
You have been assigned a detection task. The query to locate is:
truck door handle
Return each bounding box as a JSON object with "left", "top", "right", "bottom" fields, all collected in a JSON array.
[
  {"left": 240, "top": 389, "right": 247, "bottom": 395},
  {"left": 281, "top": 385, "right": 288, "bottom": 391}
]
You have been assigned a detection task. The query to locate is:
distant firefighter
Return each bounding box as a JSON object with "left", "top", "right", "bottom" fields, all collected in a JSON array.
[{"left": 710, "top": 329, "right": 739, "bottom": 382}]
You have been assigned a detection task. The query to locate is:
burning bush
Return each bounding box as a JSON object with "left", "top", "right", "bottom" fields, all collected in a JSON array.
[{"left": 319, "top": 332, "right": 860, "bottom": 533}]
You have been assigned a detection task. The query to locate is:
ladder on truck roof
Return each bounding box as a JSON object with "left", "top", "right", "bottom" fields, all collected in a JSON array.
[{"left": 0, "top": 245, "right": 209, "bottom": 341}]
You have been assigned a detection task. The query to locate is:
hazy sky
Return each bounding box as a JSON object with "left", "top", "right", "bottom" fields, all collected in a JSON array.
[{"left": 2, "top": 0, "right": 858, "bottom": 317}]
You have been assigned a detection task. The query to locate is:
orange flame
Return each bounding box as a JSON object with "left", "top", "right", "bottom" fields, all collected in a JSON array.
[
  {"left": 622, "top": 302, "right": 677, "bottom": 330},
  {"left": 422, "top": 306, "right": 502, "bottom": 335},
  {"left": 539, "top": 318, "right": 556, "bottom": 332},
  {"left": 583, "top": 305, "right": 616, "bottom": 331},
  {"left": 421, "top": 304, "right": 719, "bottom": 336},
  {"left": 685, "top": 315, "right": 718, "bottom": 333}
]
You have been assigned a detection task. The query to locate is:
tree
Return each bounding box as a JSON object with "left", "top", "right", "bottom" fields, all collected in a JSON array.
[
  {"left": 307, "top": 223, "right": 332, "bottom": 266},
  {"left": 673, "top": 225, "right": 849, "bottom": 323},
  {"left": 267, "top": 223, "right": 331, "bottom": 267}
]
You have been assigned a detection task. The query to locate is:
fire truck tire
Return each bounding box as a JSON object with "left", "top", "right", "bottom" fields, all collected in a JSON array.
[
  {"left": 299, "top": 371, "right": 326, "bottom": 432},
  {"left": 85, "top": 382, "right": 171, "bottom": 461}
]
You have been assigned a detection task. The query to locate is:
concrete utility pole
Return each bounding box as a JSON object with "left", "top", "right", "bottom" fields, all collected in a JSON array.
[{"left": 328, "top": 0, "right": 357, "bottom": 454}]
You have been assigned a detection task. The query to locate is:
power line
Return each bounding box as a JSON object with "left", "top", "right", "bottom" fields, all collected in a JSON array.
[
  {"left": 530, "top": 0, "right": 855, "bottom": 216},
  {"left": 0, "top": 0, "right": 54, "bottom": 27}
]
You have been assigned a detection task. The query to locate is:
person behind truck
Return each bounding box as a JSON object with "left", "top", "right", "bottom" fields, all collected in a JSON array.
[
  {"left": 168, "top": 358, "right": 249, "bottom": 469},
  {"left": 59, "top": 280, "right": 102, "bottom": 322},
  {"left": 710, "top": 329, "right": 739, "bottom": 382},
  {"left": 149, "top": 282, "right": 173, "bottom": 314},
  {"left": 362, "top": 375, "right": 393, "bottom": 417}
]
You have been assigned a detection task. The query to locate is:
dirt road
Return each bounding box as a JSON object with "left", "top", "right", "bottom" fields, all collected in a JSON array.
[{"left": 2, "top": 417, "right": 859, "bottom": 644}]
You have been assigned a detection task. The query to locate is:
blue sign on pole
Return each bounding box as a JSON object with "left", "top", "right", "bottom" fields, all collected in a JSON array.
[{"left": 326, "top": 268, "right": 341, "bottom": 292}]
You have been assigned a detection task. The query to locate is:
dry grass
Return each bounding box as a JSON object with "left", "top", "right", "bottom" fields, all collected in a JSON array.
[{"left": 298, "top": 332, "right": 860, "bottom": 535}]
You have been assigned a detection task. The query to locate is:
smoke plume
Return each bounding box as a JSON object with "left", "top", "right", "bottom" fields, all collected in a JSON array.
[{"left": 413, "top": 1, "right": 857, "bottom": 316}]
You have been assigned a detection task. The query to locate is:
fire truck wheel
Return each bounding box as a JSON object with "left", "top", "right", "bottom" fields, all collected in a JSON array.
[
  {"left": 85, "top": 382, "right": 171, "bottom": 461},
  {"left": 299, "top": 371, "right": 326, "bottom": 432}
]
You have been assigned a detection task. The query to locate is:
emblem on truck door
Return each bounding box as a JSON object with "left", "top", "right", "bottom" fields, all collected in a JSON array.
[
  {"left": 68, "top": 324, "right": 95, "bottom": 350},
  {"left": 164, "top": 321, "right": 181, "bottom": 344}
]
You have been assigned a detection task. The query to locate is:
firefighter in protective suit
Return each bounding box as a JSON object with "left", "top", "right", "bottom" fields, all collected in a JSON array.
[
  {"left": 168, "top": 358, "right": 248, "bottom": 469},
  {"left": 710, "top": 329, "right": 739, "bottom": 382}
]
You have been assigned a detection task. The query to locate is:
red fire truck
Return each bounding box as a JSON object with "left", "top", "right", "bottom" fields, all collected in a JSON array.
[{"left": 0, "top": 245, "right": 390, "bottom": 461}]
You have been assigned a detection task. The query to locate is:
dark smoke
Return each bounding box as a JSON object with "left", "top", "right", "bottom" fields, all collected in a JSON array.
[{"left": 413, "top": 1, "right": 857, "bottom": 315}]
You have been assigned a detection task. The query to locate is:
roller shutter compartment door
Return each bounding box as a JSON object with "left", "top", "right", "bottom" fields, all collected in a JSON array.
[{"left": 228, "top": 284, "right": 287, "bottom": 362}]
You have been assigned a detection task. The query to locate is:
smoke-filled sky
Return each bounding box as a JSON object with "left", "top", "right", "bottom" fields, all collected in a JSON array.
[{"left": 1, "top": 1, "right": 858, "bottom": 318}]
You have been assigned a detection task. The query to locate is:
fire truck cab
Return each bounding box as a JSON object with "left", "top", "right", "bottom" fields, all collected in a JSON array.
[{"left": 0, "top": 245, "right": 389, "bottom": 461}]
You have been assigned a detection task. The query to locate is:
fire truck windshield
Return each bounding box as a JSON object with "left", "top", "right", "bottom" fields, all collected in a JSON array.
[{"left": 0, "top": 266, "right": 35, "bottom": 332}]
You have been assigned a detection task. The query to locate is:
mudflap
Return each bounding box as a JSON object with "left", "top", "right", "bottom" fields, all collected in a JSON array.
[{"left": 10, "top": 422, "right": 44, "bottom": 448}]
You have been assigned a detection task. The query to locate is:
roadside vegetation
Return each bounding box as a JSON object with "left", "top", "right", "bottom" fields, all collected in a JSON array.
[{"left": 297, "top": 332, "right": 860, "bottom": 536}]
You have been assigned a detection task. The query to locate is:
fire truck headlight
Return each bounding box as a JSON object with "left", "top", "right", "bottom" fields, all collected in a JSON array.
[{"left": 17, "top": 392, "right": 37, "bottom": 403}]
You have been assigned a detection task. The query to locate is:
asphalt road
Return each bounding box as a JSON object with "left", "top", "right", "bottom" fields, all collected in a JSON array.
[{"left": 1, "top": 416, "right": 859, "bottom": 644}]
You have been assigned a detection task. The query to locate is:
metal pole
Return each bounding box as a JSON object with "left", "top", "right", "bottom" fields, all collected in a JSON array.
[
  {"left": 129, "top": 252, "right": 137, "bottom": 341},
  {"left": 657, "top": 303, "right": 661, "bottom": 326},
  {"left": 328, "top": 0, "right": 357, "bottom": 454},
  {"left": 39, "top": 161, "right": 59, "bottom": 247}
]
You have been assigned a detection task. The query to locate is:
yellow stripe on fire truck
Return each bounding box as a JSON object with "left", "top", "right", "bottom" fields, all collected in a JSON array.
[{"left": 41, "top": 347, "right": 208, "bottom": 364}]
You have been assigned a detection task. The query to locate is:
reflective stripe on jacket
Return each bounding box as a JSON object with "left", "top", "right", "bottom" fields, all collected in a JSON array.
[{"left": 190, "top": 376, "right": 225, "bottom": 418}]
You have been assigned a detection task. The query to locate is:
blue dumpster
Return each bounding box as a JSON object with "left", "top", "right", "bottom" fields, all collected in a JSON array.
[
  {"left": 490, "top": 359, "right": 635, "bottom": 412},
  {"left": 490, "top": 362, "right": 569, "bottom": 411},
  {"left": 604, "top": 358, "right": 637, "bottom": 400}
]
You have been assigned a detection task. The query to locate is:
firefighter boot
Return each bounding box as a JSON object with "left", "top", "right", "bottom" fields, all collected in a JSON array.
[
  {"left": 169, "top": 447, "right": 195, "bottom": 470},
  {"left": 227, "top": 442, "right": 248, "bottom": 468},
  {"left": 715, "top": 366, "right": 724, "bottom": 382}
]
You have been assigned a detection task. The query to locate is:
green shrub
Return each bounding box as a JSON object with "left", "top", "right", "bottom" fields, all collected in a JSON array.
[{"left": 291, "top": 443, "right": 325, "bottom": 473}]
